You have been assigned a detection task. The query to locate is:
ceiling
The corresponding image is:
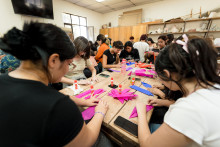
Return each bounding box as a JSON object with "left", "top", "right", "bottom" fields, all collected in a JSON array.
[{"left": 65, "top": 0, "right": 166, "bottom": 13}]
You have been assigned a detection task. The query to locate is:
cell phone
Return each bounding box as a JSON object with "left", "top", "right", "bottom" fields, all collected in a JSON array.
[
  {"left": 114, "top": 116, "right": 138, "bottom": 137},
  {"left": 128, "top": 77, "right": 141, "bottom": 81},
  {"left": 99, "top": 73, "right": 110, "bottom": 78}
]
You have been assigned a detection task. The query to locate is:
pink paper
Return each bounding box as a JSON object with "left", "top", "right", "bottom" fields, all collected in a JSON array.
[
  {"left": 136, "top": 69, "right": 146, "bottom": 72},
  {"left": 76, "top": 90, "right": 91, "bottom": 98},
  {"left": 82, "top": 106, "right": 95, "bottom": 120},
  {"left": 128, "top": 69, "right": 148, "bottom": 76},
  {"left": 84, "top": 89, "right": 105, "bottom": 99},
  {"left": 147, "top": 70, "right": 157, "bottom": 74},
  {"left": 135, "top": 72, "right": 154, "bottom": 78},
  {"left": 108, "top": 89, "right": 136, "bottom": 104},
  {"left": 129, "top": 105, "right": 154, "bottom": 119}
]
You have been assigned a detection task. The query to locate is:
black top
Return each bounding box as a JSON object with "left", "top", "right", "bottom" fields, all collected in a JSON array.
[
  {"left": 147, "top": 48, "right": 160, "bottom": 64},
  {"left": 0, "top": 74, "right": 84, "bottom": 147},
  {"left": 150, "top": 88, "right": 182, "bottom": 124},
  {"left": 91, "top": 45, "right": 97, "bottom": 52},
  {"left": 103, "top": 49, "right": 117, "bottom": 64},
  {"left": 119, "top": 48, "right": 140, "bottom": 62}
]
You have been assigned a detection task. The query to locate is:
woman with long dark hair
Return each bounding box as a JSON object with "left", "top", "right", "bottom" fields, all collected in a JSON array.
[
  {"left": 0, "top": 22, "right": 108, "bottom": 146},
  {"left": 119, "top": 41, "right": 140, "bottom": 62},
  {"left": 136, "top": 35, "right": 220, "bottom": 146}
]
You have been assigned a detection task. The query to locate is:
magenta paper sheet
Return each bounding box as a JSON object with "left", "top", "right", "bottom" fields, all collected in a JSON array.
[{"left": 129, "top": 105, "right": 154, "bottom": 119}]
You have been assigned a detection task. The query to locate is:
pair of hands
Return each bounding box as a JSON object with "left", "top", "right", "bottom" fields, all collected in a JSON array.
[{"left": 85, "top": 95, "right": 109, "bottom": 115}]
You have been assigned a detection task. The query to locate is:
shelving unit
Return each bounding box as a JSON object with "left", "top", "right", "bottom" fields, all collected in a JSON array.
[{"left": 147, "top": 17, "right": 220, "bottom": 41}]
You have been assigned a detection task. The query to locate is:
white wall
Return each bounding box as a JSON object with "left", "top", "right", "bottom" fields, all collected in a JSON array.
[
  {"left": 0, "top": 0, "right": 103, "bottom": 39},
  {"left": 102, "top": 0, "right": 220, "bottom": 27}
]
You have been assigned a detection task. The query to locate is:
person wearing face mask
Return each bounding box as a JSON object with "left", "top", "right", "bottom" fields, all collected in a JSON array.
[
  {"left": 61, "top": 36, "right": 98, "bottom": 85},
  {"left": 102, "top": 41, "right": 123, "bottom": 69},
  {"left": 119, "top": 41, "right": 140, "bottom": 62}
]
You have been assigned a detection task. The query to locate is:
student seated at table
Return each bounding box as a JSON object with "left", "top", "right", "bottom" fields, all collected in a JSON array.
[
  {"left": 61, "top": 36, "right": 98, "bottom": 85},
  {"left": 119, "top": 41, "right": 140, "bottom": 62},
  {"left": 145, "top": 35, "right": 166, "bottom": 64},
  {"left": 147, "top": 38, "right": 157, "bottom": 51},
  {"left": 136, "top": 35, "right": 220, "bottom": 146},
  {"left": 102, "top": 41, "right": 123, "bottom": 69},
  {"left": 146, "top": 85, "right": 182, "bottom": 133},
  {"left": 84, "top": 50, "right": 99, "bottom": 78},
  {"left": 0, "top": 22, "right": 109, "bottom": 146},
  {"left": 95, "top": 34, "right": 110, "bottom": 72}
]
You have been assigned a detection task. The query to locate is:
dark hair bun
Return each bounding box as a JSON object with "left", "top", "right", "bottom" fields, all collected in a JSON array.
[{"left": 0, "top": 27, "right": 40, "bottom": 60}]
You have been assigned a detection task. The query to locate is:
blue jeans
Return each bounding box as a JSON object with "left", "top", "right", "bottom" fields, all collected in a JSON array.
[
  {"left": 149, "top": 123, "right": 161, "bottom": 133},
  {"left": 93, "top": 132, "right": 115, "bottom": 147}
]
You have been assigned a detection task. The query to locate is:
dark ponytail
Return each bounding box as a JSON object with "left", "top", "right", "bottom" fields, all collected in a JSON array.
[
  {"left": 187, "top": 38, "right": 220, "bottom": 88},
  {"left": 0, "top": 22, "right": 76, "bottom": 81},
  {"left": 155, "top": 36, "right": 220, "bottom": 95}
]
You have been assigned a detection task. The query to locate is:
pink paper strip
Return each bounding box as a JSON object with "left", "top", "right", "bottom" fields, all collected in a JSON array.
[
  {"left": 82, "top": 106, "right": 95, "bottom": 120},
  {"left": 76, "top": 90, "right": 91, "bottom": 98},
  {"left": 147, "top": 70, "right": 157, "bottom": 74},
  {"left": 136, "top": 72, "right": 154, "bottom": 78},
  {"left": 129, "top": 105, "right": 154, "bottom": 119},
  {"left": 84, "top": 89, "right": 105, "bottom": 99}
]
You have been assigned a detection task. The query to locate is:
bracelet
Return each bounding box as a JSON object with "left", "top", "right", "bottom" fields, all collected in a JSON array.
[{"left": 94, "top": 112, "right": 105, "bottom": 118}]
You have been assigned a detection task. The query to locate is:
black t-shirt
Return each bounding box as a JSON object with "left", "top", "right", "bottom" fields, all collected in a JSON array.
[
  {"left": 119, "top": 48, "right": 140, "bottom": 62},
  {"left": 103, "top": 49, "right": 117, "bottom": 64},
  {"left": 0, "top": 74, "right": 84, "bottom": 147},
  {"left": 149, "top": 88, "right": 182, "bottom": 124}
]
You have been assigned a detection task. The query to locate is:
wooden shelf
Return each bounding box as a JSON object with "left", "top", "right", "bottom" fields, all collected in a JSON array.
[
  {"left": 165, "top": 21, "right": 184, "bottom": 24},
  {"left": 208, "top": 31, "right": 220, "bottom": 33},
  {"left": 148, "top": 32, "right": 183, "bottom": 35},
  {"left": 148, "top": 23, "right": 164, "bottom": 25},
  {"left": 185, "top": 18, "right": 210, "bottom": 22},
  {"left": 185, "top": 31, "right": 208, "bottom": 33}
]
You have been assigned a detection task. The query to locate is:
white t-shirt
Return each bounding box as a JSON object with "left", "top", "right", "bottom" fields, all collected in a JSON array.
[
  {"left": 133, "top": 41, "right": 149, "bottom": 62},
  {"left": 164, "top": 84, "right": 220, "bottom": 147}
]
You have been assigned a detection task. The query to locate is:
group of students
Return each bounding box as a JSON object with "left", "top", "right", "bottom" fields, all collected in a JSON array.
[{"left": 0, "top": 22, "right": 220, "bottom": 147}]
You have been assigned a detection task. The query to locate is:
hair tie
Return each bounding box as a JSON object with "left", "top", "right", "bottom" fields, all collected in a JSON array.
[{"left": 176, "top": 34, "right": 189, "bottom": 53}]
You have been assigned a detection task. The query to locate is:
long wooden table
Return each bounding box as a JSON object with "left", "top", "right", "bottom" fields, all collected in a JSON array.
[{"left": 60, "top": 66, "right": 161, "bottom": 147}]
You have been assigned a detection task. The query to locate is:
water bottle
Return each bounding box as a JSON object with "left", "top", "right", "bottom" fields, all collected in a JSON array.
[
  {"left": 121, "top": 58, "right": 126, "bottom": 75},
  {"left": 130, "top": 69, "right": 136, "bottom": 85}
]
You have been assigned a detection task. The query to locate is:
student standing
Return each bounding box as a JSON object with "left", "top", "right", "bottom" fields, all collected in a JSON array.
[{"left": 133, "top": 34, "right": 149, "bottom": 62}]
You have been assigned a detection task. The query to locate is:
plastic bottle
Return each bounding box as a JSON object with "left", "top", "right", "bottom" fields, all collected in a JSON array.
[
  {"left": 121, "top": 58, "right": 126, "bottom": 75},
  {"left": 130, "top": 69, "right": 136, "bottom": 85}
]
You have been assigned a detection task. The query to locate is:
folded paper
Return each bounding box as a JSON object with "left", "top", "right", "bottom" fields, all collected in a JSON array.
[
  {"left": 82, "top": 106, "right": 95, "bottom": 120},
  {"left": 147, "top": 70, "right": 157, "bottom": 74},
  {"left": 141, "top": 82, "right": 152, "bottom": 88},
  {"left": 108, "top": 69, "right": 120, "bottom": 72},
  {"left": 130, "top": 85, "right": 153, "bottom": 96},
  {"left": 76, "top": 89, "right": 105, "bottom": 99},
  {"left": 126, "top": 67, "right": 133, "bottom": 71},
  {"left": 129, "top": 105, "right": 154, "bottom": 118},
  {"left": 108, "top": 89, "right": 137, "bottom": 104},
  {"left": 126, "top": 62, "right": 135, "bottom": 66}
]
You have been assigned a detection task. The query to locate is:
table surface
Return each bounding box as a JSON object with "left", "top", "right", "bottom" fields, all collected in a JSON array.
[{"left": 60, "top": 65, "right": 161, "bottom": 145}]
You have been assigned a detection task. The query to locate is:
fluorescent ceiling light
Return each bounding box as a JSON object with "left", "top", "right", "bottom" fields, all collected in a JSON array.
[{"left": 96, "top": 0, "right": 104, "bottom": 2}]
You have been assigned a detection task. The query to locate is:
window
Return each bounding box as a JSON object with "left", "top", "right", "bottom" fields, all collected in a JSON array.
[{"left": 62, "top": 13, "right": 88, "bottom": 39}]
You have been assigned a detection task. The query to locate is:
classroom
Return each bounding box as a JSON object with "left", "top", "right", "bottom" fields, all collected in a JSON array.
[{"left": 0, "top": 0, "right": 220, "bottom": 146}]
